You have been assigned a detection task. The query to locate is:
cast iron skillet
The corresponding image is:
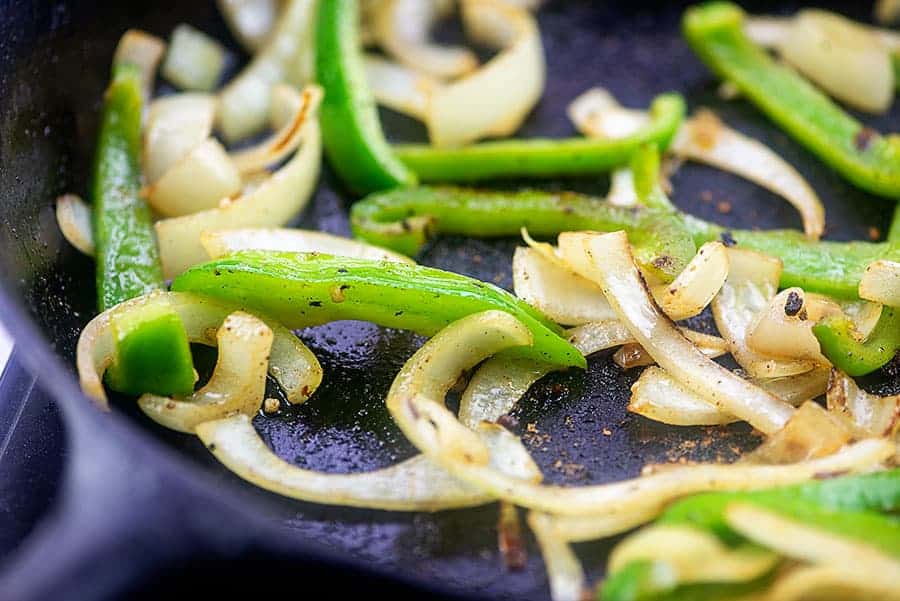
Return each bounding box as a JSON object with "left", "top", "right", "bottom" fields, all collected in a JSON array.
[{"left": 0, "top": 0, "right": 897, "bottom": 599}]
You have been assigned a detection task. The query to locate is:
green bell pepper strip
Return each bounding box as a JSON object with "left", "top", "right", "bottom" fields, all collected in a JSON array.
[
  {"left": 391, "top": 93, "right": 686, "bottom": 183},
  {"left": 683, "top": 2, "right": 900, "bottom": 200},
  {"left": 600, "top": 561, "right": 775, "bottom": 601},
  {"left": 602, "top": 470, "right": 900, "bottom": 601},
  {"left": 631, "top": 143, "right": 675, "bottom": 211},
  {"left": 92, "top": 63, "right": 165, "bottom": 310},
  {"left": 92, "top": 63, "right": 196, "bottom": 396},
  {"left": 316, "top": 0, "right": 417, "bottom": 194},
  {"left": 104, "top": 295, "right": 197, "bottom": 396},
  {"left": 811, "top": 204, "right": 900, "bottom": 375},
  {"left": 171, "top": 251, "right": 586, "bottom": 369},
  {"left": 350, "top": 186, "right": 697, "bottom": 282}
]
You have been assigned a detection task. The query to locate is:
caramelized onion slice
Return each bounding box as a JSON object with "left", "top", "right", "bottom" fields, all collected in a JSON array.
[
  {"left": 559, "top": 231, "right": 794, "bottom": 434},
  {"left": 567, "top": 88, "right": 651, "bottom": 139},
  {"left": 197, "top": 415, "right": 541, "bottom": 511},
  {"left": 527, "top": 512, "right": 587, "bottom": 601},
  {"left": 713, "top": 248, "right": 817, "bottom": 379},
  {"left": 217, "top": 0, "right": 282, "bottom": 53},
  {"left": 364, "top": 55, "right": 439, "bottom": 121},
  {"left": 56, "top": 194, "right": 95, "bottom": 256},
  {"left": 458, "top": 355, "right": 552, "bottom": 428},
  {"left": 859, "top": 260, "right": 900, "bottom": 307},
  {"left": 162, "top": 24, "right": 226, "bottom": 92},
  {"left": 826, "top": 369, "right": 900, "bottom": 438},
  {"left": 143, "top": 93, "right": 217, "bottom": 185},
  {"left": 138, "top": 311, "right": 273, "bottom": 433},
  {"left": 744, "top": 401, "right": 852, "bottom": 465},
  {"left": 156, "top": 109, "right": 321, "bottom": 279},
  {"left": 426, "top": 0, "right": 544, "bottom": 147},
  {"left": 217, "top": 0, "right": 316, "bottom": 142},
  {"left": 670, "top": 110, "right": 825, "bottom": 239}
]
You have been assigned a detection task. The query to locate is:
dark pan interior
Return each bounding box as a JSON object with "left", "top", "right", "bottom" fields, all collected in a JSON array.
[{"left": 0, "top": 0, "right": 898, "bottom": 599}]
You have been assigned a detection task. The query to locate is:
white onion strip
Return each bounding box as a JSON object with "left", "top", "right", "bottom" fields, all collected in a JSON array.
[
  {"left": 458, "top": 355, "right": 552, "bottom": 428},
  {"left": 217, "top": 0, "right": 281, "bottom": 53},
  {"left": 859, "top": 260, "right": 900, "bottom": 307},
  {"left": 767, "top": 564, "right": 900, "bottom": 601},
  {"left": 156, "top": 89, "right": 321, "bottom": 279},
  {"left": 364, "top": 55, "right": 438, "bottom": 121},
  {"left": 217, "top": 0, "right": 316, "bottom": 142},
  {"left": 614, "top": 330, "right": 728, "bottom": 370},
  {"left": 113, "top": 30, "right": 166, "bottom": 105},
  {"left": 161, "top": 24, "right": 226, "bottom": 92},
  {"left": 530, "top": 506, "right": 663, "bottom": 544},
  {"left": 373, "top": 0, "right": 478, "bottom": 80},
  {"left": 201, "top": 228, "right": 414, "bottom": 264},
  {"left": 527, "top": 512, "right": 586, "bottom": 601},
  {"left": 629, "top": 367, "right": 830, "bottom": 427},
  {"left": 826, "top": 369, "right": 900, "bottom": 439},
  {"left": 713, "top": 248, "right": 817, "bottom": 379},
  {"left": 56, "top": 194, "right": 95, "bottom": 256},
  {"left": 558, "top": 231, "right": 795, "bottom": 434},
  {"left": 426, "top": 0, "right": 545, "bottom": 147},
  {"left": 385, "top": 306, "right": 892, "bottom": 515},
  {"left": 725, "top": 504, "right": 900, "bottom": 588},
  {"left": 670, "top": 110, "right": 825, "bottom": 239},
  {"left": 607, "top": 524, "right": 779, "bottom": 584},
  {"left": 745, "top": 288, "right": 840, "bottom": 364},
  {"left": 138, "top": 311, "right": 273, "bottom": 433},
  {"left": 567, "top": 88, "right": 651, "bottom": 140},
  {"left": 196, "top": 415, "right": 542, "bottom": 511},
  {"left": 143, "top": 93, "right": 217, "bottom": 185},
  {"left": 76, "top": 291, "right": 321, "bottom": 409}
]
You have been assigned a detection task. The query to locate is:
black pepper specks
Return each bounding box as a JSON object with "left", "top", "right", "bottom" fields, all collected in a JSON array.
[
  {"left": 783, "top": 291, "right": 803, "bottom": 316},
  {"left": 720, "top": 231, "right": 737, "bottom": 247}
]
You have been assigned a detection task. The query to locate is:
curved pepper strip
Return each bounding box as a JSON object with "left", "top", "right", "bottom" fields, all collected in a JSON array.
[
  {"left": 92, "top": 63, "right": 195, "bottom": 396},
  {"left": 316, "top": 0, "right": 417, "bottom": 193},
  {"left": 350, "top": 186, "right": 696, "bottom": 282},
  {"left": 683, "top": 2, "right": 900, "bottom": 200},
  {"left": 392, "top": 93, "right": 685, "bottom": 183},
  {"left": 602, "top": 470, "right": 900, "bottom": 601},
  {"left": 171, "top": 251, "right": 585, "bottom": 369}
]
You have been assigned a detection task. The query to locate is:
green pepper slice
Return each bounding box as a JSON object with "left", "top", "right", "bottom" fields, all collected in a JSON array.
[
  {"left": 683, "top": 2, "right": 900, "bottom": 200},
  {"left": 172, "top": 251, "right": 586, "bottom": 369},
  {"left": 316, "top": 0, "right": 417, "bottom": 193},
  {"left": 392, "top": 94, "right": 685, "bottom": 183}
]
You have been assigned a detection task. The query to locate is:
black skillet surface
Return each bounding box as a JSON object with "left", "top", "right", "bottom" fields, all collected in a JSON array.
[{"left": 0, "top": 0, "right": 898, "bottom": 599}]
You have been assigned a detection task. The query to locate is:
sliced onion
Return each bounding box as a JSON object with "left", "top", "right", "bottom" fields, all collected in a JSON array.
[
  {"left": 113, "top": 30, "right": 166, "bottom": 104},
  {"left": 725, "top": 504, "right": 900, "bottom": 587},
  {"left": 744, "top": 401, "right": 852, "bottom": 465},
  {"left": 607, "top": 168, "right": 638, "bottom": 207},
  {"left": 614, "top": 330, "right": 728, "bottom": 370},
  {"left": 559, "top": 231, "right": 795, "bottom": 434},
  {"left": 384, "top": 304, "right": 891, "bottom": 515},
  {"left": 373, "top": 0, "right": 478, "bottom": 80},
  {"left": 156, "top": 113, "right": 321, "bottom": 279},
  {"left": 528, "top": 505, "right": 662, "bottom": 544},
  {"left": 629, "top": 367, "right": 830, "bottom": 427},
  {"left": 778, "top": 10, "right": 894, "bottom": 114},
  {"left": 77, "top": 291, "right": 322, "bottom": 409},
  {"left": 365, "top": 55, "right": 438, "bottom": 121},
  {"left": 138, "top": 311, "right": 273, "bottom": 433},
  {"left": 827, "top": 369, "right": 900, "bottom": 438},
  {"left": 670, "top": 110, "right": 825, "bottom": 239},
  {"left": 767, "top": 564, "right": 900, "bottom": 601},
  {"left": 512, "top": 246, "right": 616, "bottom": 326},
  {"left": 859, "top": 260, "right": 900, "bottom": 307},
  {"left": 196, "top": 415, "right": 542, "bottom": 511},
  {"left": 201, "top": 228, "right": 414, "bottom": 264},
  {"left": 608, "top": 524, "right": 779, "bottom": 584},
  {"left": 145, "top": 138, "right": 243, "bottom": 218},
  {"left": 527, "top": 512, "right": 586, "bottom": 601},
  {"left": 567, "top": 88, "right": 651, "bottom": 140},
  {"left": 713, "top": 248, "right": 817, "bottom": 379},
  {"left": 746, "top": 288, "right": 840, "bottom": 364},
  {"left": 564, "top": 320, "right": 634, "bottom": 356},
  {"left": 458, "top": 355, "right": 552, "bottom": 428},
  {"left": 425, "top": 0, "right": 544, "bottom": 147},
  {"left": 161, "top": 24, "right": 226, "bottom": 92},
  {"left": 744, "top": 16, "right": 792, "bottom": 48},
  {"left": 229, "top": 84, "right": 319, "bottom": 174},
  {"left": 56, "top": 194, "right": 94, "bottom": 256},
  {"left": 217, "top": 0, "right": 281, "bottom": 53},
  {"left": 651, "top": 241, "right": 729, "bottom": 321},
  {"left": 217, "top": 0, "right": 316, "bottom": 142},
  {"left": 143, "top": 93, "right": 217, "bottom": 185}
]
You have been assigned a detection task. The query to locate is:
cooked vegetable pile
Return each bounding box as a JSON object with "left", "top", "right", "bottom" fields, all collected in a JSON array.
[{"left": 58, "top": 1, "right": 900, "bottom": 599}]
